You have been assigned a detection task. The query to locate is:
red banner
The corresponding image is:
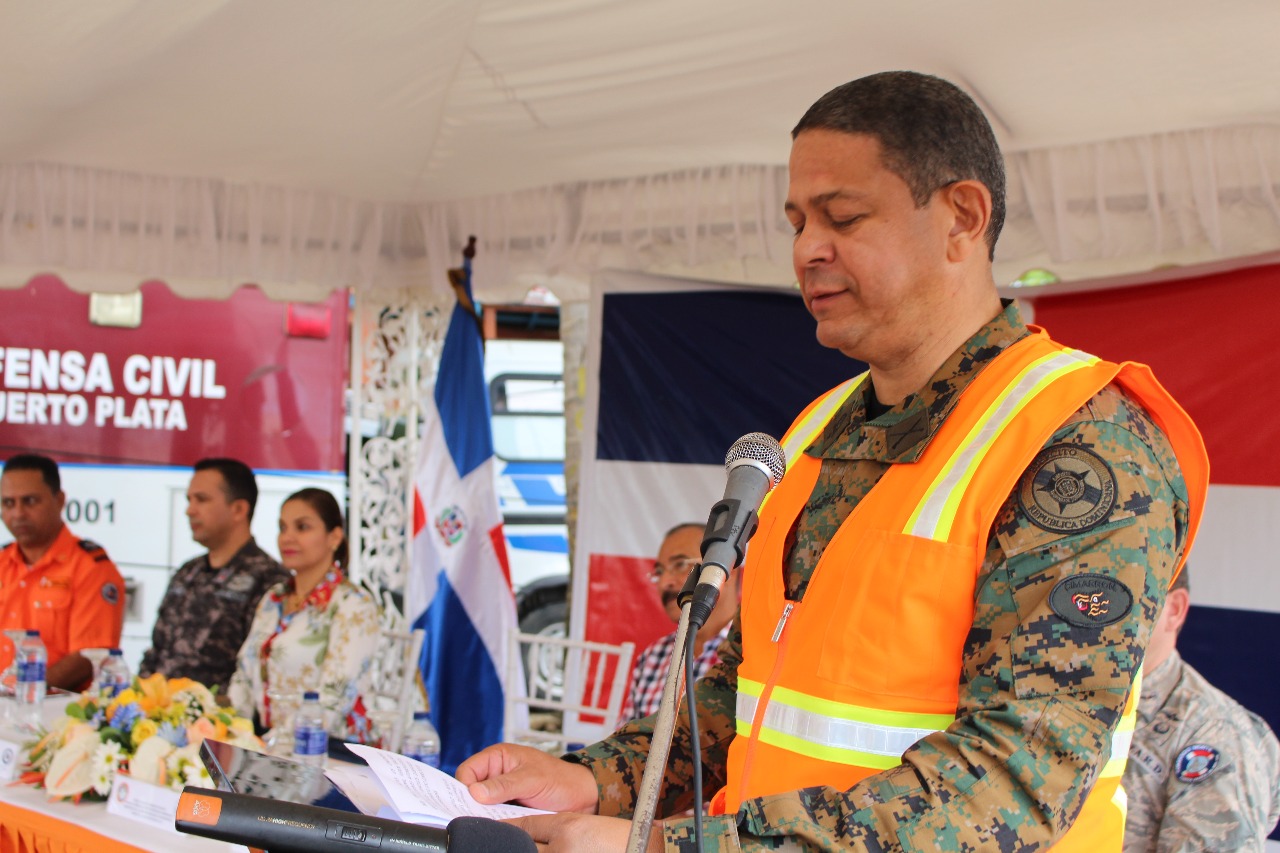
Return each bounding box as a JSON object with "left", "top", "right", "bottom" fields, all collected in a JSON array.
[{"left": 0, "top": 275, "right": 348, "bottom": 472}]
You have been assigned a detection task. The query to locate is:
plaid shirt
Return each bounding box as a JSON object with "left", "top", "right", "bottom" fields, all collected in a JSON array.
[{"left": 619, "top": 625, "right": 730, "bottom": 724}]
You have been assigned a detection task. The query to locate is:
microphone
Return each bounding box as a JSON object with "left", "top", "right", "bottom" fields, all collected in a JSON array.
[
  {"left": 686, "top": 432, "right": 785, "bottom": 630},
  {"left": 175, "top": 787, "right": 536, "bottom": 853}
]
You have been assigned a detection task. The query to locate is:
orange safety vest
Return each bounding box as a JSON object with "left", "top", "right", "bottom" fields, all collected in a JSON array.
[{"left": 711, "top": 329, "right": 1209, "bottom": 850}]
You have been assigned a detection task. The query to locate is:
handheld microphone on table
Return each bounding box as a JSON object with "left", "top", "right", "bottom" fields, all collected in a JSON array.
[
  {"left": 175, "top": 787, "right": 536, "bottom": 853},
  {"left": 684, "top": 432, "right": 787, "bottom": 631}
]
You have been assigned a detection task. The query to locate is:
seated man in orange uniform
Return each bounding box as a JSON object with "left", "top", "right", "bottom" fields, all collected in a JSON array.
[{"left": 0, "top": 454, "right": 126, "bottom": 690}]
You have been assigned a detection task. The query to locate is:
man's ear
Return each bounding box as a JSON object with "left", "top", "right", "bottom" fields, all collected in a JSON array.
[
  {"left": 230, "top": 498, "right": 251, "bottom": 525},
  {"left": 940, "top": 180, "right": 992, "bottom": 263},
  {"left": 1164, "top": 586, "right": 1192, "bottom": 634}
]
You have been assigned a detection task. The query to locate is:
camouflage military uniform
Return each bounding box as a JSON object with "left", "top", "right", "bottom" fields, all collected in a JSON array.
[
  {"left": 572, "top": 301, "right": 1193, "bottom": 851},
  {"left": 138, "top": 538, "right": 288, "bottom": 690},
  {"left": 1122, "top": 649, "right": 1280, "bottom": 852}
]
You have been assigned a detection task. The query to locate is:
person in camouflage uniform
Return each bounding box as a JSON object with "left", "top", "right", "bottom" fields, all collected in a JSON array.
[
  {"left": 1122, "top": 565, "right": 1280, "bottom": 852},
  {"left": 139, "top": 458, "right": 289, "bottom": 691},
  {"left": 458, "top": 71, "right": 1205, "bottom": 852}
]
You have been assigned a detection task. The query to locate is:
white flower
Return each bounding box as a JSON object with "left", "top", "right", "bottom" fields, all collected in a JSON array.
[
  {"left": 182, "top": 761, "right": 213, "bottom": 789},
  {"left": 43, "top": 731, "right": 100, "bottom": 799},
  {"left": 89, "top": 740, "right": 124, "bottom": 796},
  {"left": 128, "top": 736, "right": 175, "bottom": 787}
]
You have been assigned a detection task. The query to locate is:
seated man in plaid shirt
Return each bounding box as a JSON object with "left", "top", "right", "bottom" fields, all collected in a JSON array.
[{"left": 619, "top": 522, "right": 738, "bottom": 723}]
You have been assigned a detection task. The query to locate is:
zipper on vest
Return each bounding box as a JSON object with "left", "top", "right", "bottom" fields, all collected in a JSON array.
[
  {"left": 740, "top": 600, "right": 799, "bottom": 802},
  {"left": 771, "top": 601, "right": 794, "bottom": 643}
]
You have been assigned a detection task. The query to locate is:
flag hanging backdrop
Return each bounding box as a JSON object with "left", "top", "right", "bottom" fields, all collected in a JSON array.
[{"left": 407, "top": 254, "right": 519, "bottom": 772}]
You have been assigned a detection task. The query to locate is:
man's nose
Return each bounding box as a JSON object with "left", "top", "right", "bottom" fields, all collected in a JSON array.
[{"left": 794, "top": 226, "right": 835, "bottom": 268}]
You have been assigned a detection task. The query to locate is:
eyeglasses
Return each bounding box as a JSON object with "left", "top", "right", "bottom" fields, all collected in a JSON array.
[{"left": 648, "top": 556, "right": 699, "bottom": 584}]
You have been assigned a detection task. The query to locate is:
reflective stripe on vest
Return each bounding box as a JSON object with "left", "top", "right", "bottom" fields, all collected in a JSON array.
[
  {"left": 736, "top": 677, "right": 955, "bottom": 769},
  {"left": 734, "top": 680, "right": 1136, "bottom": 776},
  {"left": 759, "top": 374, "right": 866, "bottom": 517},
  {"left": 779, "top": 374, "right": 866, "bottom": 468},
  {"left": 904, "top": 348, "right": 1101, "bottom": 541}
]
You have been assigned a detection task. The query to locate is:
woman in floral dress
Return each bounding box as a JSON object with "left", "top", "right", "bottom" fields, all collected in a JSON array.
[{"left": 228, "top": 488, "right": 380, "bottom": 742}]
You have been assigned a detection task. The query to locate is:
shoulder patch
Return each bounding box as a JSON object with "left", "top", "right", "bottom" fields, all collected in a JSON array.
[
  {"left": 1174, "top": 744, "right": 1220, "bottom": 782},
  {"left": 1018, "top": 444, "right": 1117, "bottom": 534},
  {"left": 1049, "top": 573, "right": 1133, "bottom": 628},
  {"left": 101, "top": 581, "right": 120, "bottom": 606}
]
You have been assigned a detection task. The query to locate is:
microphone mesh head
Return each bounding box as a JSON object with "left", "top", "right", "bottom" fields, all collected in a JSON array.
[{"left": 725, "top": 432, "right": 786, "bottom": 488}]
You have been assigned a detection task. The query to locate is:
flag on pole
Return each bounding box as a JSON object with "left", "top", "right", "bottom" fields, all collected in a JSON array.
[{"left": 407, "top": 242, "right": 519, "bottom": 772}]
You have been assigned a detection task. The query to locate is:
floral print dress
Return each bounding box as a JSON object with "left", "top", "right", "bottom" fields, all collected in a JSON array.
[{"left": 228, "top": 569, "right": 380, "bottom": 741}]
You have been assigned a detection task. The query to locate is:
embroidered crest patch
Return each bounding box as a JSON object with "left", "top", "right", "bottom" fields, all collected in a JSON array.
[
  {"left": 101, "top": 582, "right": 119, "bottom": 606},
  {"left": 1019, "top": 444, "right": 1117, "bottom": 534},
  {"left": 1048, "top": 573, "right": 1133, "bottom": 628},
  {"left": 1174, "top": 744, "right": 1220, "bottom": 782}
]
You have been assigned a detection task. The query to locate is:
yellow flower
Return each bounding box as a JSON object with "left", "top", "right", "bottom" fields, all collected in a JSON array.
[
  {"left": 114, "top": 688, "right": 139, "bottom": 706},
  {"left": 130, "top": 718, "right": 159, "bottom": 747},
  {"left": 229, "top": 717, "right": 254, "bottom": 735},
  {"left": 135, "top": 673, "right": 171, "bottom": 712}
]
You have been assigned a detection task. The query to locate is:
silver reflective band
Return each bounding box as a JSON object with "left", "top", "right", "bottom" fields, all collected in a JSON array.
[
  {"left": 737, "top": 692, "right": 943, "bottom": 758},
  {"left": 1110, "top": 727, "right": 1133, "bottom": 761},
  {"left": 908, "top": 349, "right": 1096, "bottom": 538}
]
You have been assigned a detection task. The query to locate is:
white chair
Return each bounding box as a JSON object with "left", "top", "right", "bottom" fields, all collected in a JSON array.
[
  {"left": 504, "top": 630, "right": 635, "bottom": 752},
  {"left": 365, "top": 627, "right": 426, "bottom": 752}
]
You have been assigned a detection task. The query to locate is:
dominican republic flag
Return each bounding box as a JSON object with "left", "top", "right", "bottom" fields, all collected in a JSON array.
[{"left": 407, "top": 252, "right": 518, "bottom": 773}]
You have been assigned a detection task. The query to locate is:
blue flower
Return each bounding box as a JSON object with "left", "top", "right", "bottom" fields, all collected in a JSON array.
[
  {"left": 109, "top": 703, "right": 143, "bottom": 732},
  {"left": 157, "top": 721, "right": 188, "bottom": 747}
]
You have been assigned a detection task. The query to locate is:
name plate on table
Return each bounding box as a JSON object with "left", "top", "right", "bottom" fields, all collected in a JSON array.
[
  {"left": 0, "top": 736, "right": 23, "bottom": 782},
  {"left": 107, "top": 775, "right": 183, "bottom": 833}
]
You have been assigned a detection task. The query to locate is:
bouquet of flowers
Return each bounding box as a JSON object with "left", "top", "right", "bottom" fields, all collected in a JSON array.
[{"left": 22, "top": 673, "right": 261, "bottom": 800}]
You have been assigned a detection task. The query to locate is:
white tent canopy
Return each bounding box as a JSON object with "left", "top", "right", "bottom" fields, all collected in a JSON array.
[{"left": 2, "top": 0, "right": 1279, "bottom": 302}]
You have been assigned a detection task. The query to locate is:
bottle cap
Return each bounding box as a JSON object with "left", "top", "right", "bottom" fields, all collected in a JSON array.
[
  {"left": 108, "top": 649, "right": 123, "bottom": 656},
  {"left": 303, "top": 690, "right": 320, "bottom": 701},
  {"left": 413, "top": 711, "right": 431, "bottom": 721},
  {"left": 24, "top": 630, "right": 39, "bottom": 637}
]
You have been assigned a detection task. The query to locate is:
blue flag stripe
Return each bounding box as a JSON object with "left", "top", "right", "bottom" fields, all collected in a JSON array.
[
  {"left": 413, "top": 572, "right": 505, "bottom": 774},
  {"left": 435, "top": 258, "right": 493, "bottom": 479}
]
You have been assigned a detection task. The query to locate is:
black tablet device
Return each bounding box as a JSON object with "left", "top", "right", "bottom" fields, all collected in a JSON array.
[{"left": 199, "top": 738, "right": 362, "bottom": 814}]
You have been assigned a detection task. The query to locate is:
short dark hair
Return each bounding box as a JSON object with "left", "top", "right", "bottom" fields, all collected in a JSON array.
[
  {"left": 1170, "top": 562, "right": 1191, "bottom": 594},
  {"left": 194, "top": 458, "right": 259, "bottom": 520},
  {"left": 284, "top": 488, "right": 349, "bottom": 568},
  {"left": 664, "top": 521, "right": 704, "bottom": 541},
  {"left": 2, "top": 454, "right": 61, "bottom": 493},
  {"left": 793, "top": 70, "right": 1006, "bottom": 260}
]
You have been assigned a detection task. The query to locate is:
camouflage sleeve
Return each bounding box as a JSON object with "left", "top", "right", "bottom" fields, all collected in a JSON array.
[
  {"left": 658, "top": 387, "right": 1191, "bottom": 852},
  {"left": 1153, "top": 716, "right": 1280, "bottom": 853},
  {"left": 572, "top": 619, "right": 743, "bottom": 819}
]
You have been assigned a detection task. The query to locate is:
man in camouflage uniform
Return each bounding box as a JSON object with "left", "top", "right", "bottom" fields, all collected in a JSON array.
[
  {"left": 1122, "top": 565, "right": 1280, "bottom": 852},
  {"left": 139, "top": 458, "right": 287, "bottom": 690},
  {"left": 458, "top": 71, "right": 1203, "bottom": 851}
]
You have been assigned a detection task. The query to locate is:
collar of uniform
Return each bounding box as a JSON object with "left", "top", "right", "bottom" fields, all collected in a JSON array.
[
  {"left": 1137, "top": 649, "right": 1185, "bottom": 724},
  {"left": 205, "top": 536, "right": 263, "bottom": 572},
  {"left": 807, "top": 299, "right": 1030, "bottom": 463},
  {"left": 22, "top": 524, "right": 77, "bottom": 571}
]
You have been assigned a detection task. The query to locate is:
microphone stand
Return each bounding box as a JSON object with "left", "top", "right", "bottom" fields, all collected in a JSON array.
[{"left": 624, "top": 570, "right": 699, "bottom": 853}]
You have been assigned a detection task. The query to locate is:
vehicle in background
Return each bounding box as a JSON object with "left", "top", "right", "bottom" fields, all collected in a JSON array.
[{"left": 485, "top": 339, "right": 570, "bottom": 656}]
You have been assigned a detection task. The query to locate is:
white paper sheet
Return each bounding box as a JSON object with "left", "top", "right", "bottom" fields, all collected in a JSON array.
[{"left": 344, "top": 744, "right": 551, "bottom": 827}]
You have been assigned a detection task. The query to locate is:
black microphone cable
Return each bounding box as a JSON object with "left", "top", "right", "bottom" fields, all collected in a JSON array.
[{"left": 686, "top": 623, "right": 705, "bottom": 853}]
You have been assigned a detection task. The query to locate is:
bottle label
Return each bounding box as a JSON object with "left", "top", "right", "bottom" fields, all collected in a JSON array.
[
  {"left": 406, "top": 751, "right": 441, "bottom": 769},
  {"left": 17, "top": 661, "right": 45, "bottom": 683},
  {"left": 294, "top": 726, "right": 328, "bottom": 757}
]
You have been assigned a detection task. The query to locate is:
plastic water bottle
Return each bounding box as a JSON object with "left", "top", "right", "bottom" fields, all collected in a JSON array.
[
  {"left": 292, "top": 691, "right": 328, "bottom": 767},
  {"left": 401, "top": 711, "right": 441, "bottom": 768},
  {"left": 97, "top": 648, "right": 131, "bottom": 698},
  {"left": 15, "top": 631, "right": 47, "bottom": 728}
]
